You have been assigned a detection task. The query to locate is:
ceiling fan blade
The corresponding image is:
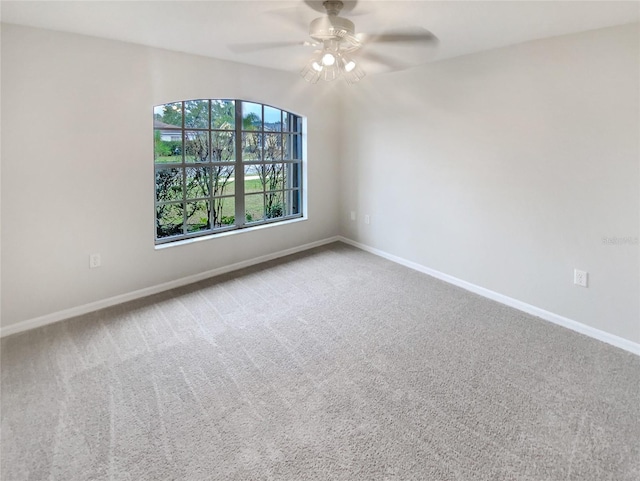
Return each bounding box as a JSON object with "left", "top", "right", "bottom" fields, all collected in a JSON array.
[
  {"left": 364, "top": 28, "right": 439, "bottom": 46},
  {"left": 357, "top": 50, "right": 411, "bottom": 71},
  {"left": 228, "top": 41, "right": 313, "bottom": 54},
  {"left": 265, "top": 6, "right": 311, "bottom": 33}
]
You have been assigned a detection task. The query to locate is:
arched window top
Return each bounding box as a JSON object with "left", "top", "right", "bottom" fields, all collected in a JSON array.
[{"left": 154, "top": 99, "right": 304, "bottom": 244}]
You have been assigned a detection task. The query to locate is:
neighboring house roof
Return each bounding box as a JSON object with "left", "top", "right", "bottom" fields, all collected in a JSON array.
[{"left": 154, "top": 119, "right": 180, "bottom": 129}]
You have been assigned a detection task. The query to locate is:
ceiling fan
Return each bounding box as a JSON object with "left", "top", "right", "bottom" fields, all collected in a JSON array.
[{"left": 231, "top": 0, "right": 439, "bottom": 84}]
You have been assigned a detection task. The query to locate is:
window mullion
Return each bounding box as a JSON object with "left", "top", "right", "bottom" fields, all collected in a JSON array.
[
  {"left": 208, "top": 100, "right": 214, "bottom": 232},
  {"left": 261, "top": 105, "right": 266, "bottom": 219},
  {"left": 181, "top": 101, "right": 188, "bottom": 235},
  {"left": 235, "top": 101, "right": 245, "bottom": 228}
]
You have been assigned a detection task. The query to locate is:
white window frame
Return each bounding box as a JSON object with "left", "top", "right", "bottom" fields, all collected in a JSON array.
[{"left": 154, "top": 99, "right": 304, "bottom": 245}]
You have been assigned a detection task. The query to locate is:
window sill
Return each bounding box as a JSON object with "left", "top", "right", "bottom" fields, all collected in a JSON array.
[{"left": 154, "top": 216, "right": 307, "bottom": 250}]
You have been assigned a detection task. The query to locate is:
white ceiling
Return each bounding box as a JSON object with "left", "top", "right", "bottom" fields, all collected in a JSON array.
[{"left": 1, "top": 1, "right": 638, "bottom": 75}]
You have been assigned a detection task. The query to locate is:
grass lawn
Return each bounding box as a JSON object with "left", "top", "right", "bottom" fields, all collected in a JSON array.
[{"left": 158, "top": 174, "right": 290, "bottom": 236}]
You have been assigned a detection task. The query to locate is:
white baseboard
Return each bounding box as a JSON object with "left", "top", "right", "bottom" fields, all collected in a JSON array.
[
  {"left": 5, "top": 234, "right": 639, "bottom": 357},
  {"left": 0, "top": 236, "right": 341, "bottom": 338},
  {"left": 338, "top": 236, "right": 640, "bottom": 357}
]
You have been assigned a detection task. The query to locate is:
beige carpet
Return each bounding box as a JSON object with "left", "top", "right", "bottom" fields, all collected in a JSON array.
[{"left": 2, "top": 242, "right": 639, "bottom": 480}]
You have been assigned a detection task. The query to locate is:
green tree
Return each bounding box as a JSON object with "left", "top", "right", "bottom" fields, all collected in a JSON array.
[
  {"left": 243, "top": 112, "right": 261, "bottom": 130},
  {"left": 212, "top": 100, "right": 235, "bottom": 129},
  {"left": 184, "top": 100, "right": 208, "bottom": 128},
  {"left": 156, "top": 103, "right": 182, "bottom": 127},
  {"left": 212, "top": 166, "right": 234, "bottom": 226}
]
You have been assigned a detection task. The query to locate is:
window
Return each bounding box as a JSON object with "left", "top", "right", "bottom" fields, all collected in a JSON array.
[{"left": 154, "top": 100, "right": 303, "bottom": 244}]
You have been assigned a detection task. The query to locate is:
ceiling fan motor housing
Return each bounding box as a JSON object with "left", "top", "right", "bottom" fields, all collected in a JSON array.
[{"left": 309, "top": 15, "right": 355, "bottom": 41}]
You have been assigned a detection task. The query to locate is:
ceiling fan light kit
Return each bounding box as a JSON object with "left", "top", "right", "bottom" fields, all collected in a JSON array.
[
  {"left": 301, "top": 1, "right": 366, "bottom": 84},
  {"left": 234, "top": 0, "right": 438, "bottom": 85},
  {"left": 301, "top": 48, "right": 365, "bottom": 84}
]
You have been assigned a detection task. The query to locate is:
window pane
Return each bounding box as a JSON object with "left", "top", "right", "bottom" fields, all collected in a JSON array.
[
  {"left": 185, "top": 131, "right": 209, "bottom": 162},
  {"left": 154, "top": 130, "right": 182, "bottom": 163},
  {"left": 156, "top": 168, "right": 183, "bottom": 202},
  {"left": 242, "top": 132, "right": 262, "bottom": 161},
  {"left": 186, "top": 166, "right": 210, "bottom": 199},
  {"left": 264, "top": 106, "right": 281, "bottom": 131},
  {"left": 211, "top": 131, "right": 235, "bottom": 162},
  {"left": 211, "top": 100, "right": 235, "bottom": 130},
  {"left": 266, "top": 191, "right": 284, "bottom": 219},
  {"left": 263, "top": 164, "right": 284, "bottom": 192},
  {"left": 285, "top": 189, "right": 301, "bottom": 216},
  {"left": 212, "top": 197, "right": 235, "bottom": 228},
  {"left": 156, "top": 203, "right": 183, "bottom": 238},
  {"left": 292, "top": 115, "right": 303, "bottom": 133},
  {"left": 284, "top": 162, "right": 300, "bottom": 189},
  {"left": 244, "top": 165, "right": 262, "bottom": 194},
  {"left": 264, "top": 133, "right": 282, "bottom": 161},
  {"left": 186, "top": 200, "right": 210, "bottom": 233},
  {"left": 184, "top": 100, "right": 209, "bottom": 129},
  {"left": 154, "top": 100, "right": 303, "bottom": 244},
  {"left": 154, "top": 102, "right": 182, "bottom": 128},
  {"left": 245, "top": 193, "right": 264, "bottom": 223},
  {"left": 212, "top": 165, "right": 234, "bottom": 197},
  {"left": 284, "top": 134, "right": 302, "bottom": 160},
  {"left": 242, "top": 102, "right": 262, "bottom": 131}
]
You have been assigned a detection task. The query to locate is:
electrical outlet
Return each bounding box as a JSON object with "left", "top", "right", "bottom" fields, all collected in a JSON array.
[
  {"left": 350, "top": 211, "right": 356, "bottom": 221},
  {"left": 364, "top": 214, "right": 370, "bottom": 225},
  {"left": 89, "top": 254, "right": 101, "bottom": 269},
  {"left": 574, "top": 269, "right": 588, "bottom": 287}
]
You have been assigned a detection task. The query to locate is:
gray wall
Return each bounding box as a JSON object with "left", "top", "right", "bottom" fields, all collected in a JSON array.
[
  {"left": 2, "top": 23, "right": 639, "bottom": 346},
  {"left": 340, "top": 24, "right": 640, "bottom": 343},
  {"left": 1, "top": 24, "right": 342, "bottom": 327}
]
